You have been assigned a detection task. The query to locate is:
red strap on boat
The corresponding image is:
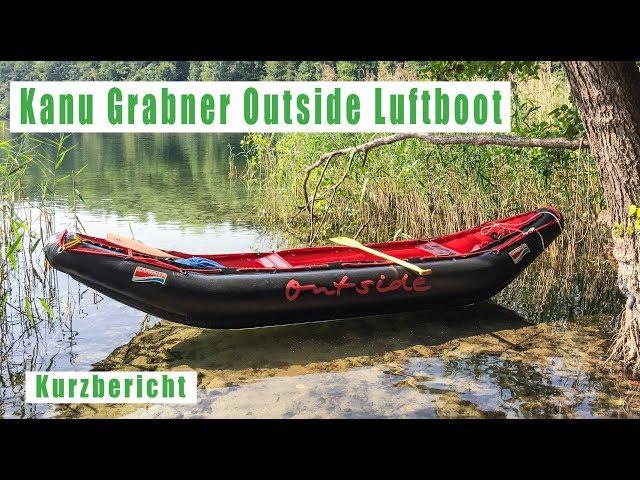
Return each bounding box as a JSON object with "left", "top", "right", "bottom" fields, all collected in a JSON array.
[{"left": 492, "top": 216, "right": 561, "bottom": 253}]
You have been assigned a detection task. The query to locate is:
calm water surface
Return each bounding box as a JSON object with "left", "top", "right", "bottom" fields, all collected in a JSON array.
[{"left": 1, "top": 133, "right": 634, "bottom": 418}]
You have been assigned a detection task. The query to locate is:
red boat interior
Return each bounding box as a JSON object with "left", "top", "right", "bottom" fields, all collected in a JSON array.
[{"left": 178, "top": 210, "right": 543, "bottom": 270}]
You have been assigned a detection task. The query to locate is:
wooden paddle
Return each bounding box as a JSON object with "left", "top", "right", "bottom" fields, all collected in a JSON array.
[
  {"left": 106, "top": 233, "right": 179, "bottom": 259},
  {"left": 330, "top": 237, "right": 432, "bottom": 276}
]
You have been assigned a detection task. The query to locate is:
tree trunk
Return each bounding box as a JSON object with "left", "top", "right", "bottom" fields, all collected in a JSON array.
[{"left": 562, "top": 61, "right": 640, "bottom": 374}]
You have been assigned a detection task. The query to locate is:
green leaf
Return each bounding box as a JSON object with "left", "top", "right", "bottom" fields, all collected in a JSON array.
[
  {"left": 613, "top": 222, "right": 625, "bottom": 237},
  {"left": 55, "top": 174, "right": 70, "bottom": 184},
  {"left": 55, "top": 153, "right": 67, "bottom": 169},
  {"left": 359, "top": 177, "right": 369, "bottom": 203},
  {"left": 74, "top": 188, "right": 85, "bottom": 204},
  {"left": 29, "top": 237, "right": 41, "bottom": 254},
  {"left": 629, "top": 204, "right": 637, "bottom": 217},
  {"left": 24, "top": 297, "right": 34, "bottom": 325},
  {"left": 38, "top": 298, "right": 54, "bottom": 317},
  {"left": 7, "top": 163, "right": 27, "bottom": 176},
  {"left": 6, "top": 232, "right": 24, "bottom": 258}
]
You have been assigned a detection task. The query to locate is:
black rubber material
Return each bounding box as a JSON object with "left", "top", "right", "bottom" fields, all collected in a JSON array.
[{"left": 44, "top": 208, "right": 562, "bottom": 329}]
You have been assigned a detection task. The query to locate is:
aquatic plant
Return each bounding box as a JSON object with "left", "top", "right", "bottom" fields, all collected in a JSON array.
[{"left": 0, "top": 128, "right": 80, "bottom": 348}]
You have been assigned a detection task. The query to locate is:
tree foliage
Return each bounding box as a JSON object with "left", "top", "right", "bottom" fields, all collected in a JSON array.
[{"left": 0, "top": 60, "right": 576, "bottom": 127}]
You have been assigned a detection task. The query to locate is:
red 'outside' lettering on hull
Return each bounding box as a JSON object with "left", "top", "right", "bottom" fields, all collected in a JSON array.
[{"left": 285, "top": 273, "right": 432, "bottom": 302}]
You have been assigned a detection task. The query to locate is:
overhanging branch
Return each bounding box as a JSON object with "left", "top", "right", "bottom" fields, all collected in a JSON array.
[
  {"left": 317, "top": 133, "right": 588, "bottom": 163},
  {"left": 301, "top": 133, "right": 588, "bottom": 243}
]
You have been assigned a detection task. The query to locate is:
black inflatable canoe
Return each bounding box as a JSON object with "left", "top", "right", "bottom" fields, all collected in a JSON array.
[{"left": 45, "top": 207, "right": 563, "bottom": 328}]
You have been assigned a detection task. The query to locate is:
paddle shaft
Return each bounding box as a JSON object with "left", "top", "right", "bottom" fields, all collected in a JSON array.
[
  {"left": 331, "top": 238, "right": 432, "bottom": 276},
  {"left": 106, "top": 233, "right": 179, "bottom": 259}
]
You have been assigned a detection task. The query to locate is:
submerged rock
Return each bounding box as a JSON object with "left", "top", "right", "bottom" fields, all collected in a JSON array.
[{"left": 57, "top": 302, "right": 640, "bottom": 419}]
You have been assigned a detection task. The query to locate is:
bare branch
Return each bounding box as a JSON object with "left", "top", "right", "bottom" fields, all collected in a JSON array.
[
  {"left": 317, "top": 133, "right": 588, "bottom": 165},
  {"left": 310, "top": 149, "right": 359, "bottom": 244}
]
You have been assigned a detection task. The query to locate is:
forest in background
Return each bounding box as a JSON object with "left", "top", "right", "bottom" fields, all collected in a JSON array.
[{"left": 0, "top": 60, "right": 544, "bottom": 118}]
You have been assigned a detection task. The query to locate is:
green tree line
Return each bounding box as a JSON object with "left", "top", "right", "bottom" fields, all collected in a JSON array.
[{"left": 0, "top": 61, "right": 543, "bottom": 118}]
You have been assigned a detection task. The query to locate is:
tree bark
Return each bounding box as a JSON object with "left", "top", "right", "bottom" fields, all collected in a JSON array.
[{"left": 563, "top": 61, "right": 640, "bottom": 374}]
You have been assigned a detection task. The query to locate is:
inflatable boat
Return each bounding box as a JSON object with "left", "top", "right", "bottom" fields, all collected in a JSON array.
[{"left": 44, "top": 207, "right": 563, "bottom": 328}]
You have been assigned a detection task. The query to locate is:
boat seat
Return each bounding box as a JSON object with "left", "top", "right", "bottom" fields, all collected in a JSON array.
[
  {"left": 470, "top": 241, "right": 489, "bottom": 252},
  {"left": 259, "top": 252, "right": 294, "bottom": 269},
  {"left": 417, "top": 241, "right": 460, "bottom": 257}
]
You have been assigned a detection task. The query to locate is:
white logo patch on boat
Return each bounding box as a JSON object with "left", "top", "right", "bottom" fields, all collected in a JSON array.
[
  {"left": 132, "top": 266, "right": 167, "bottom": 285},
  {"left": 508, "top": 244, "right": 530, "bottom": 264}
]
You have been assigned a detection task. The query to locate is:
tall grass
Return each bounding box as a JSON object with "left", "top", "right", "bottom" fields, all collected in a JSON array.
[{"left": 244, "top": 130, "right": 604, "bottom": 250}]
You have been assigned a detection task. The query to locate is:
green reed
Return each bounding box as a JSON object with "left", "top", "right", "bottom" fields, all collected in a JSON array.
[
  {"left": 0, "top": 128, "right": 80, "bottom": 334},
  {"left": 244, "top": 132, "right": 603, "bottom": 240}
]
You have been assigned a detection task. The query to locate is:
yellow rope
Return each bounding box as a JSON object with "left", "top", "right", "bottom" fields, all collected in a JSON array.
[{"left": 60, "top": 234, "right": 83, "bottom": 251}]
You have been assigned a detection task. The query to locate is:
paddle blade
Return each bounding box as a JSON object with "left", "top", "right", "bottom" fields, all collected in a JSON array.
[{"left": 106, "top": 233, "right": 179, "bottom": 259}]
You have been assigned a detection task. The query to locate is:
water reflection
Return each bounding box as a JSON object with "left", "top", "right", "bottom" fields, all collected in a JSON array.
[
  {"left": 1, "top": 132, "right": 280, "bottom": 418},
  {"left": 497, "top": 254, "right": 622, "bottom": 325},
  {"left": 25, "top": 132, "right": 255, "bottom": 227}
]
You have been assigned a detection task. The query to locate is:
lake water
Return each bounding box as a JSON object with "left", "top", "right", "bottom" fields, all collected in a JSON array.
[{"left": 2, "top": 133, "right": 638, "bottom": 419}]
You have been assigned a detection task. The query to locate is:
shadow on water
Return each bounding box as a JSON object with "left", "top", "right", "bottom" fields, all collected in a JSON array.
[
  {"left": 62, "top": 301, "right": 639, "bottom": 419},
  {"left": 95, "top": 301, "right": 529, "bottom": 373}
]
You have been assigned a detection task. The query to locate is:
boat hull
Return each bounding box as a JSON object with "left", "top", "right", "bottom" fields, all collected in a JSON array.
[{"left": 44, "top": 208, "right": 562, "bottom": 328}]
